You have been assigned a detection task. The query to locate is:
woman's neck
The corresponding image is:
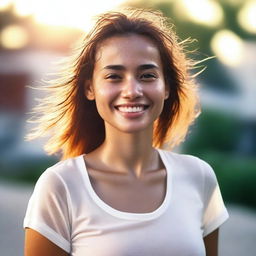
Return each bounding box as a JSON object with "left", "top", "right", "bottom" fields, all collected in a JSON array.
[{"left": 88, "top": 126, "right": 161, "bottom": 179}]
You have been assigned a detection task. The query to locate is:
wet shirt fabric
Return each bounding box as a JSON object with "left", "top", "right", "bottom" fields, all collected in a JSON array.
[{"left": 23, "top": 149, "right": 229, "bottom": 256}]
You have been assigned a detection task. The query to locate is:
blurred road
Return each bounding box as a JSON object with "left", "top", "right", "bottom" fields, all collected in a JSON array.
[{"left": 1, "top": 180, "right": 256, "bottom": 255}]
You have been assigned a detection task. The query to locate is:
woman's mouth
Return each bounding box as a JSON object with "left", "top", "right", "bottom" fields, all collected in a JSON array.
[{"left": 114, "top": 104, "right": 149, "bottom": 113}]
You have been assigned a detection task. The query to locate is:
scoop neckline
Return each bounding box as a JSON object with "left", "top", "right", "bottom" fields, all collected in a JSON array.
[{"left": 76, "top": 148, "right": 172, "bottom": 221}]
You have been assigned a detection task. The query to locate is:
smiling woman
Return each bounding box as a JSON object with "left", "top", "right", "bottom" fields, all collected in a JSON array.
[
  {"left": 85, "top": 34, "right": 168, "bottom": 135},
  {"left": 24, "top": 7, "right": 228, "bottom": 256},
  {"left": 25, "top": 9, "right": 199, "bottom": 158}
]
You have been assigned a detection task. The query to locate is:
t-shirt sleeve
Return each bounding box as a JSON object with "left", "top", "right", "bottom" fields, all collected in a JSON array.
[
  {"left": 23, "top": 168, "right": 71, "bottom": 253},
  {"left": 200, "top": 160, "right": 229, "bottom": 237}
]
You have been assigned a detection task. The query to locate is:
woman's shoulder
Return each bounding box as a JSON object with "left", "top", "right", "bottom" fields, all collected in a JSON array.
[
  {"left": 35, "top": 155, "right": 84, "bottom": 192},
  {"left": 46, "top": 154, "right": 84, "bottom": 174},
  {"left": 158, "top": 149, "right": 215, "bottom": 179},
  {"left": 159, "top": 148, "right": 208, "bottom": 165}
]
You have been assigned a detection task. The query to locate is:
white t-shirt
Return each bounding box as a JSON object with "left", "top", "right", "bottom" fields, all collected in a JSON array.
[{"left": 24, "top": 149, "right": 229, "bottom": 256}]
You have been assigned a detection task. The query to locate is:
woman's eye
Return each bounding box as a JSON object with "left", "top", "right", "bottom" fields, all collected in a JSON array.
[
  {"left": 105, "top": 74, "right": 122, "bottom": 80},
  {"left": 140, "top": 73, "right": 157, "bottom": 80}
]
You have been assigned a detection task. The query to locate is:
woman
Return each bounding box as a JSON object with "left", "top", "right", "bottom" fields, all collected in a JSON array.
[{"left": 24, "top": 8, "right": 228, "bottom": 256}]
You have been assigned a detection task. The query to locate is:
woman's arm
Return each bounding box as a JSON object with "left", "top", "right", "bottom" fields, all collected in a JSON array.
[
  {"left": 24, "top": 228, "right": 69, "bottom": 256},
  {"left": 203, "top": 229, "right": 219, "bottom": 256}
]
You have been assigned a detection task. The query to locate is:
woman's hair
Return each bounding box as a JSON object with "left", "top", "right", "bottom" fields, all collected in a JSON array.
[{"left": 26, "top": 8, "right": 201, "bottom": 160}]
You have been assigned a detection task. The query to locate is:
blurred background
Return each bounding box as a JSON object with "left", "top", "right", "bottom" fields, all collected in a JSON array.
[{"left": 0, "top": 0, "right": 255, "bottom": 255}]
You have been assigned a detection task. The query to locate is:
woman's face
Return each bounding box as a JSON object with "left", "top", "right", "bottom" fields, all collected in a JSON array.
[{"left": 86, "top": 34, "right": 169, "bottom": 135}]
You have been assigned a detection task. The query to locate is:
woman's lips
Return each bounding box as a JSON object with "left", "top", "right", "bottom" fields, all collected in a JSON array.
[
  {"left": 115, "top": 104, "right": 149, "bottom": 112},
  {"left": 114, "top": 104, "right": 149, "bottom": 117}
]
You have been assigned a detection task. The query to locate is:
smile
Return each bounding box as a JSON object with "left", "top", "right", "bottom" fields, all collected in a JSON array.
[{"left": 115, "top": 105, "right": 149, "bottom": 113}]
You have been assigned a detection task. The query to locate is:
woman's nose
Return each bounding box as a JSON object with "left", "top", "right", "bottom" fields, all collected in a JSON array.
[{"left": 121, "top": 78, "right": 143, "bottom": 99}]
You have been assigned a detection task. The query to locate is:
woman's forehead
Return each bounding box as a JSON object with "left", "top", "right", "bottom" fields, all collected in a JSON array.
[{"left": 94, "top": 34, "right": 162, "bottom": 69}]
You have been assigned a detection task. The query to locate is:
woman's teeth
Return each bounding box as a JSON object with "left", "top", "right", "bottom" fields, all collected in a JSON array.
[{"left": 117, "top": 106, "right": 144, "bottom": 113}]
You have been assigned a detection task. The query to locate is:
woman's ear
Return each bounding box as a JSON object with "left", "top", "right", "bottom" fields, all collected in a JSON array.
[
  {"left": 164, "top": 85, "right": 170, "bottom": 100},
  {"left": 84, "top": 81, "right": 95, "bottom": 100}
]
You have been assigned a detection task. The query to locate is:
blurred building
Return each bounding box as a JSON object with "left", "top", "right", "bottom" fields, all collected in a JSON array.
[
  {"left": 0, "top": 49, "right": 65, "bottom": 160},
  {"left": 0, "top": 11, "right": 81, "bottom": 163}
]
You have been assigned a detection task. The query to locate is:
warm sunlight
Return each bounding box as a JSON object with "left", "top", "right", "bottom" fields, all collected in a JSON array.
[
  {"left": 2, "top": 0, "right": 128, "bottom": 32},
  {"left": 238, "top": 0, "right": 256, "bottom": 34},
  {"left": 210, "top": 30, "right": 244, "bottom": 66},
  {"left": 0, "top": 24, "right": 29, "bottom": 49},
  {"left": 177, "top": 0, "right": 223, "bottom": 27},
  {"left": 0, "top": 0, "right": 11, "bottom": 10}
]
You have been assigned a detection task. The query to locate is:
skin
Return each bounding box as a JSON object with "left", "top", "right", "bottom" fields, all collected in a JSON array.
[
  {"left": 204, "top": 229, "right": 219, "bottom": 256},
  {"left": 24, "top": 228, "right": 68, "bottom": 256},
  {"left": 85, "top": 34, "right": 169, "bottom": 178},
  {"left": 24, "top": 34, "right": 219, "bottom": 256}
]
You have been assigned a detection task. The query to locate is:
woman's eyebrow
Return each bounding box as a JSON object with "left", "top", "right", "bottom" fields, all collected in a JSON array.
[
  {"left": 138, "top": 64, "right": 159, "bottom": 70},
  {"left": 102, "top": 64, "right": 159, "bottom": 71},
  {"left": 103, "top": 65, "right": 125, "bottom": 70}
]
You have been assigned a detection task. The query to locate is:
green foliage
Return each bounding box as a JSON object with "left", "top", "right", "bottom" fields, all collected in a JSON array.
[
  {"left": 196, "top": 152, "right": 256, "bottom": 209},
  {"left": 183, "top": 110, "right": 256, "bottom": 209},
  {"left": 184, "top": 109, "right": 241, "bottom": 153},
  {"left": 0, "top": 156, "right": 57, "bottom": 184}
]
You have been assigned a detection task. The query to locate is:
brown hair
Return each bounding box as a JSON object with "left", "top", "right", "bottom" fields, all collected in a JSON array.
[{"left": 26, "top": 8, "right": 201, "bottom": 160}]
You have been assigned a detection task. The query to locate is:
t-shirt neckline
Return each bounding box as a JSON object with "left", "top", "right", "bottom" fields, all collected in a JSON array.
[{"left": 76, "top": 148, "right": 172, "bottom": 221}]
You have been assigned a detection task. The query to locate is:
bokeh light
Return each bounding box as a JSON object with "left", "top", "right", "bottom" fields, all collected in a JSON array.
[
  {"left": 176, "top": 0, "right": 224, "bottom": 27},
  {"left": 3, "top": 0, "right": 127, "bottom": 32},
  {"left": 238, "top": 0, "right": 256, "bottom": 34},
  {"left": 0, "top": 0, "right": 12, "bottom": 10},
  {"left": 210, "top": 29, "right": 244, "bottom": 66},
  {"left": 0, "top": 25, "right": 29, "bottom": 49},
  {"left": 12, "top": 0, "right": 36, "bottom": 16}
]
